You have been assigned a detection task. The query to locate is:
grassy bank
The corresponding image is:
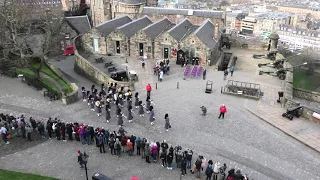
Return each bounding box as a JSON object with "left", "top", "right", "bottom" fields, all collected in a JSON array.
[
  {"left": 15, "top": 68, "right": 60, "bottom": 95},
  {"left": 293, "top": 69, "right": 320, "bottom": 92},
  {"left": 0, "top": 169, "right": 58, "bottom": 180},
  {"left": 31, "top": 63, "right": 72, "bottom": 93}
]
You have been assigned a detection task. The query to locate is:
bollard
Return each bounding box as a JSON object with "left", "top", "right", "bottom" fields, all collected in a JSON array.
[
  {"left": 156, "top": 83, "right": 157, "bottom": 89},
  {"left": 177, "top": 82, "right": 179, "bottom": 89}
]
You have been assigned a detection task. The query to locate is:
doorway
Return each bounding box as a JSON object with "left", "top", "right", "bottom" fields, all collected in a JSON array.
[
  {"left": 93, "top": 39, "right": 99, "bottom": 52},
  {"left": 116, "top": 41, "right": 120, "bottom": 54},
  {"left": 164, "top": 47, "right": 169, "bottom": 59},
  {"left": 190, "top": 48, "right": 196, "bottom": 59},
  {"left": 139, "top": 43, "right": 144, "bottom": 56}
]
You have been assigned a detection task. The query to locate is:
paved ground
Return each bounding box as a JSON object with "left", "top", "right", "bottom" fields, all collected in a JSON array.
[{"left": 0, "top": 48, "right": 319, "bottom": 180}]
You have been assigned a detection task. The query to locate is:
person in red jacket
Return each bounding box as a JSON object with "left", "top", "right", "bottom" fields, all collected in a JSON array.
[
  {"left": 218, "top": 104, "right": 227, "bottom": 119},
  {"left": 146, "top": 83, "right": 152, "bottom": 97}
]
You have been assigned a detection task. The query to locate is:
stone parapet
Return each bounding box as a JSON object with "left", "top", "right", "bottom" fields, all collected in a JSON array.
[
  {"left": 74, "top": 36, "right": 134, "bottom": 90},
  {"left": 45, "top": 58, "right": 79, "bottom": 105},
  {"left": 293, "top": 88, "right": 320, "bottom": 103},
  {"left": 283, "top": 61, "right": 320, "bottom": 123}
]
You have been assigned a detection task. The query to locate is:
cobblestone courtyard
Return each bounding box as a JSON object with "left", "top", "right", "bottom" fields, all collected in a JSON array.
[{"left": 0, "top": 48, "right": 319, "bottom": 180}]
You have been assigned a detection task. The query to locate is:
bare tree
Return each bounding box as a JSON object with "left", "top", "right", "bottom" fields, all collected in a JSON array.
[
  {"left": 0, "top": 0, "right": 64, "bottom": 78},
  {"left": 31, "top": 8, "right": 64, "bottom": 78},
  {"left": 0, "top": 0, "right": 34, "bottom": 66}
]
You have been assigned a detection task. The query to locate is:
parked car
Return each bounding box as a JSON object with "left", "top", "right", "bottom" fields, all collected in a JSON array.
[{"left": 63, "top": 46, "right": 74, "bottom": 56}]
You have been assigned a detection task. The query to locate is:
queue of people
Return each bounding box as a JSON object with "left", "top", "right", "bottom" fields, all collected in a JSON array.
[{"left": 1, "top": 110, "right": 250, "bottom": 180}]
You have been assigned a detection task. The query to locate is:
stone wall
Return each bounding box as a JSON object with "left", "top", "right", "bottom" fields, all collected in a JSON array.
[
  {"left": 130, "top": 30, "right": 153, "bottom": 58},
  {"left": 106, "top": 30, "right": 129, "bottom": 56},
  {"left": 283, "top": 62, "right": 320, "bottom": 123},
  {"left": 45, "top": 59, "right": 79, "bottom": 105},
  {"left": 293, "top": 88, "right": 320, "bottom": 103},
  {"left": 230, "top": 38, "right": 268, "bottom": 51},
  {"left": 74, "top": 36, "right": 134, "bottom": 90},
  {"left": 182, "top": 34, "right": 210, "bottom": 65},
  {"left": 62, "top": 83, "right": 79, "bottom": 105},
  {"left": 81, "top": 29, "right": 107, "bottom": 54},
  {"left": 154, "top": 32, "right": 178, "bottom": 59}
]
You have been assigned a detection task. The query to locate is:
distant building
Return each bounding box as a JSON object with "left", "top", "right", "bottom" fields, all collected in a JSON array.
[
  {"left": 226, "top": 12, "right": 245, "bottom": 33},
  {"left": 241, "top": 12, "right": 296, "bottom": 35},
  {"left": 277, "top": 24, "right": 320, "bottom": 51},
  {"left": 277, "top": 4, "right": 320, "bottom": 19}
]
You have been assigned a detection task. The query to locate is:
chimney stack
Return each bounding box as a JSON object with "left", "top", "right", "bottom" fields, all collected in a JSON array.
[{"left": 214, "top": 23, "right": 219, "bottom": 40}]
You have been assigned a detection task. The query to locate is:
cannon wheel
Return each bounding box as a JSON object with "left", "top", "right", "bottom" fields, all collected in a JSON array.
[
  {"left": 282, "top": 113, "right": 286, "bottom": 117},
  {"left": 278, "top": 74, "right": 286, "bottom": 80},
  {"left": 289, "top": 116, "right": 293, "bottom": 120}
]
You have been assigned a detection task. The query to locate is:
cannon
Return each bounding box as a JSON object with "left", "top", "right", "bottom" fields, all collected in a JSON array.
[
  {"left": 259, "top": 62, "right": 308, "bottom": 80},
  {"left": 258, "top": 59, "right": 284, "bottom": 69},
  {"left": 282, "top": 106, "right": 303, "bottom": 120},
  {"left": 259, "top": 68, "right": 287, "bottom": 80},
  {"left": 253, "top": 51, "right": 277, "bottom": 60}
]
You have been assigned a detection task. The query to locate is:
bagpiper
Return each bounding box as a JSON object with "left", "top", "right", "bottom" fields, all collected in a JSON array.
[
  {"left": 138, "top": 101, "right": 144, "bottom": 117},
  {"left": 95, "top": 100, "right": 102, "bottom": 116},
  {"left": 134, "top": 92, "right": 139, "bottom": 109},
  {"left": 119, "top": 93, "right": 124, "bottom": 107},
  {"left": 149, "top": 106, "right": 155, "bottom": 126},
  {"left": 82, "top": 87, "right": 87, "bottom": 101},
  {"left": 127, "top": 105, "right": 134, "bottom": 123},
  {"left": 146, "top": 96, "right": 151, "bottom": 113},
  {"left": 117, "top": 109, "right": 124, "bottom": 127},
  {"left": 105, "top": 104, "right": 111, "bottom": 123}
]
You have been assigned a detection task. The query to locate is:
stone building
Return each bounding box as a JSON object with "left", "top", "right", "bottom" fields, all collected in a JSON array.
[
  {"left": 139, "top": 7, "right": 224, "bottom": 26},
  {"left": 130, "top": 17, "right": 175, "bottom": 59},
  {"left": 89, "top": 0, "right": 223, "bottom": 27},
  {"left": 181, "top": 20, "right": 222, "bottom": 65},
  {"left": 90, "top": 0, "right": 157, "bottom": 26},
  {"left": 106, "top": 16, "right": 152, "bottom": 56},
  {"left": 155, "top": 18, "right": 199, "bottom": 60},
  {"left": 81, "top": 16, "right": 132, "bottom": 53},
  {"left": 80, "top": 14, "right": 223, "bottom": 65}
]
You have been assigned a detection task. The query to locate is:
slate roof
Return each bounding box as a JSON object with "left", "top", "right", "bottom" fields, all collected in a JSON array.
[
  {"left": 142, "top": 18, "right": 174, "bottom": 39},
  {"left": 193, "top": 20, "right": 218, "bottom": 49},
  {"left": 279, "top": 24, "right": 320, "bottom": 37},
  {"left": 117, "top": 16, "right": 152, "bottom": 38},
  {"left": 95, "top": 16, "right": 132, "bottom": 36},
  {"left": 142, "top": 7, "right": 223, "bottom": 19},
  {"left": 167, "top": 19, "right": 193, "bottom": 41},
  {"left": 65, "top": 15, "right": 91, "bottom": 35},
  {"left": 119, "top": 0, "right": 145, "bottom": 5}
]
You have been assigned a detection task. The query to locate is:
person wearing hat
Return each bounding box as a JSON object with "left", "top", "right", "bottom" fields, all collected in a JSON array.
[
  {"left": 164, "top": 114, "right": 171, "bottom": 132},
  {"left": 138, "top": 101, "right": 144, "bottom": 117},
  {"left": 149, "top": 106, "right": 155, "bottom": 125},
  {"left": 218, "top": 104, "right": 227, "bottom": 119},
  {"left": 77, "top": 150, "right": 84, "bottom": 168}
]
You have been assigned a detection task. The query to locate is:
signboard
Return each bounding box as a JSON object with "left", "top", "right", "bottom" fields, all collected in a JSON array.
[{"left": 93, "top": 39, "right": 99, "bottom": 52}]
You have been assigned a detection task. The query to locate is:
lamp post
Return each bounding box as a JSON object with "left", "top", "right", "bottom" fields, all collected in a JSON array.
[{"left": 82, "top": 152, "right": 89, "bottom": 180}]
